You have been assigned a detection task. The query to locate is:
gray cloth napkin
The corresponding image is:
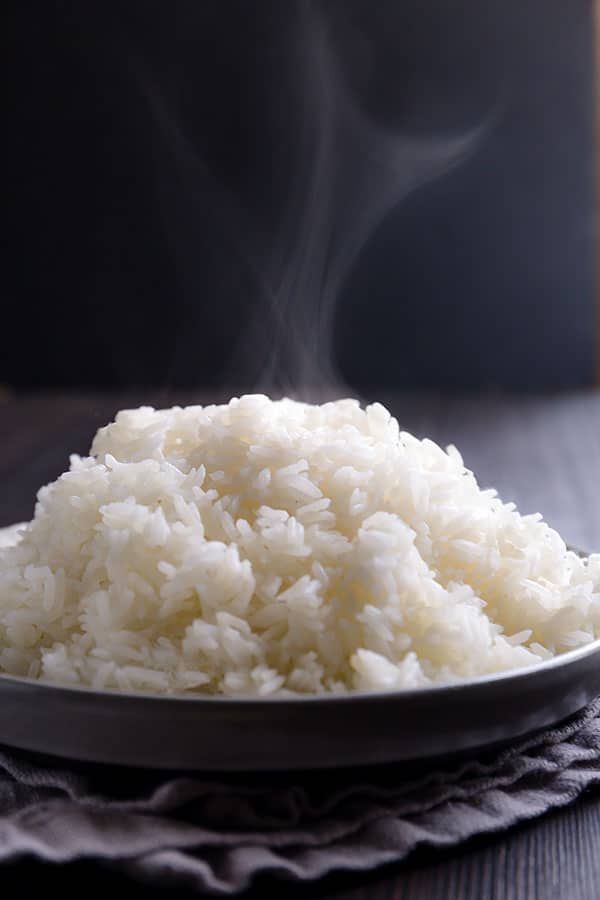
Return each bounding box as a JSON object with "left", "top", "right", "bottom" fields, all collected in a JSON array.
[{"left": 1, "top": 700, "right": 600, "bottom": 894}]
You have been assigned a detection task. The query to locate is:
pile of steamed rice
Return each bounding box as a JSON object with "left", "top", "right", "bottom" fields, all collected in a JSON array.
[{"left": 0, "top": 395, "right": 599, "bottom": 696}]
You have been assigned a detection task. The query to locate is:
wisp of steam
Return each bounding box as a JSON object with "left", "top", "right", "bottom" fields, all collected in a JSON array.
[{"left": 134, "top": 0, "right": 491, "bottom": 400}]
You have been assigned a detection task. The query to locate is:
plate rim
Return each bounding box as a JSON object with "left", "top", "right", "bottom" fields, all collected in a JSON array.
[{"left": 1, "top": 636, "right": 599, "bottom": 707}]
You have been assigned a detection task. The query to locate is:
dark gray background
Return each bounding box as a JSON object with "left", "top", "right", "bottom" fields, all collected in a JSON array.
[{"left": 3, "top": 0, "right": 595, "bottom": 391}]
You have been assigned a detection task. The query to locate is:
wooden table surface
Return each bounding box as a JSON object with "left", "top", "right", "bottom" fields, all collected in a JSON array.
[{"left": 2, "top": 389, "right": 600, "bottom": 899}]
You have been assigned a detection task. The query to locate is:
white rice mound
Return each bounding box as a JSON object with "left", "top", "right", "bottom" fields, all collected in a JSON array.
[{"left": 1, "top": 395, "right": 599, "bottom": 696}]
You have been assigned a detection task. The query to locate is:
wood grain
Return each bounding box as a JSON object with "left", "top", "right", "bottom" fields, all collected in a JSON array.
[{"left": 2, "top": 391, "right": 600, "bottom": 899}]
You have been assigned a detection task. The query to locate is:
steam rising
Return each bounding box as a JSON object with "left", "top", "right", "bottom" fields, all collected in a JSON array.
[{"left": 136, "top": 1, "right": 490, "bottom": 398}]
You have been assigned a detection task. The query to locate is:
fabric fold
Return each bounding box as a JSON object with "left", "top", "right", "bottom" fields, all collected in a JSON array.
[{"left": 1, "top": 699, "right": 599, "bottom": 892}]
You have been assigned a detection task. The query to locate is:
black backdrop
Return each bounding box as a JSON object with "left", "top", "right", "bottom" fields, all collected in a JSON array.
[{"left": 4, "top": 0, "right": 595, "bottom": 392}]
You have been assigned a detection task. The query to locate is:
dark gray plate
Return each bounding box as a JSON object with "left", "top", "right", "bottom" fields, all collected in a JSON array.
[{"left": 1, "top": 640, "right": 600, "bottom": 770}]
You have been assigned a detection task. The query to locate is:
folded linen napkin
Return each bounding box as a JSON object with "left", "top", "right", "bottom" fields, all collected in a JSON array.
[{"left": 1, "top": 698, "right": 599, "bottom": 894}]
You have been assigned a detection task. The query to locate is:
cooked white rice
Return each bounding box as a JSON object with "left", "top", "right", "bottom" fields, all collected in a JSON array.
[{"left": 0, "top": 395, "right": 599, "bottom": 696}]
